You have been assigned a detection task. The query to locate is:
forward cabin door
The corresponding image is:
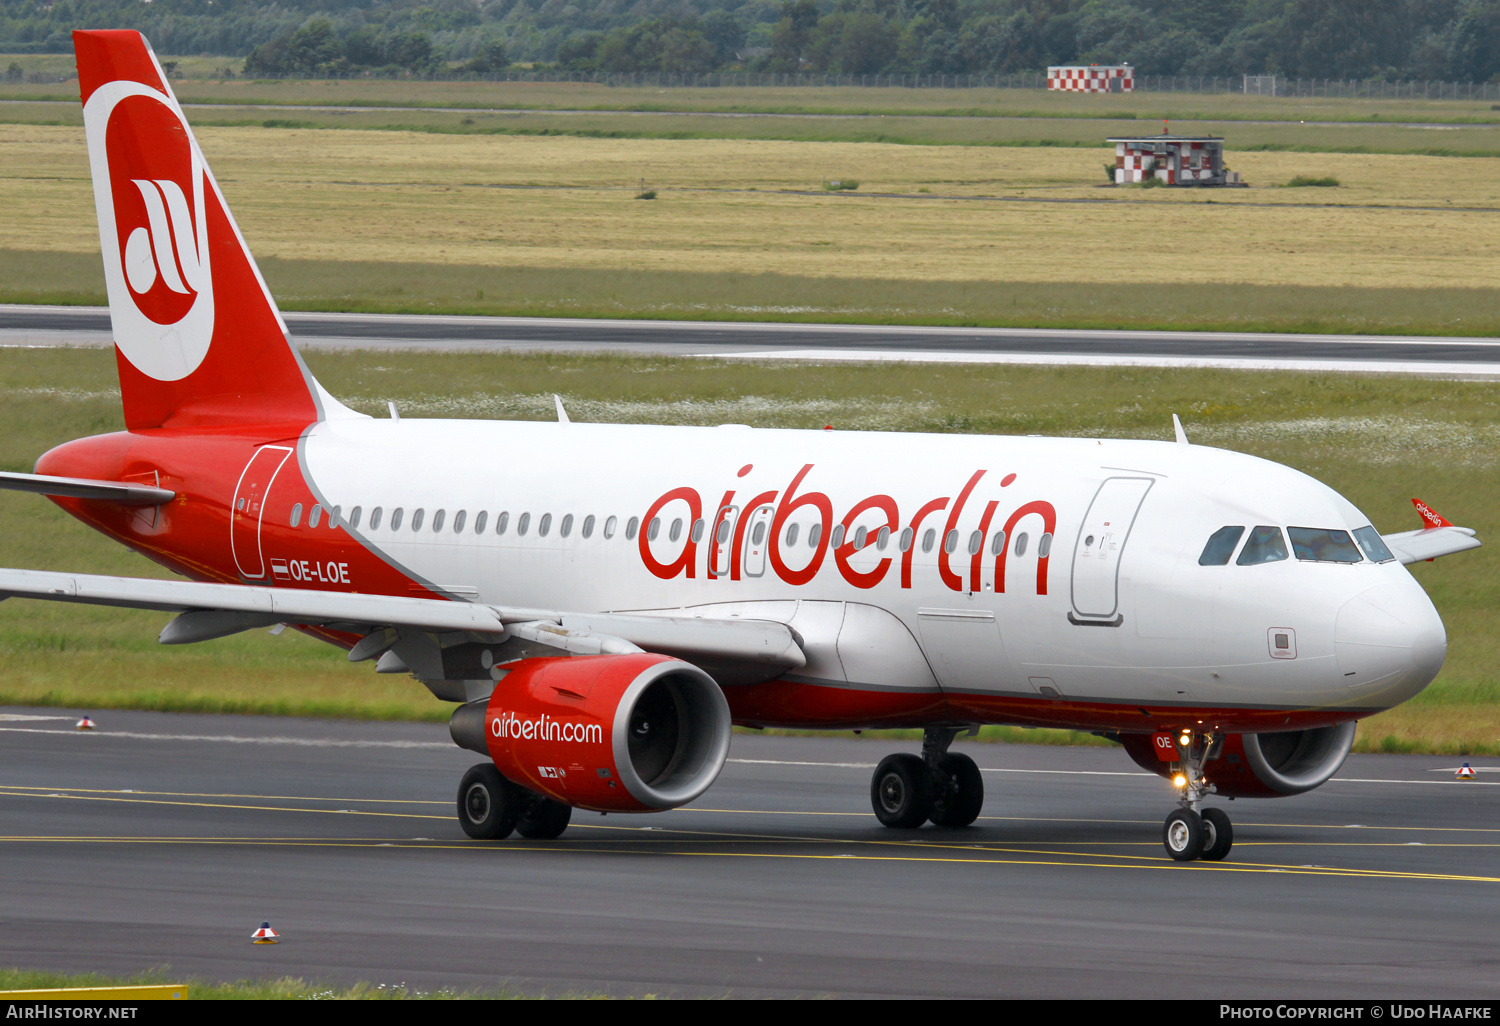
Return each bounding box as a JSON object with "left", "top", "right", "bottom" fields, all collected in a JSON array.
[
  {"left": 231, "top": 444, "right": 293, "bottom": 579},
  {"left": 741, "top": 504, "right": 776, "bottom": 578},
  {"left": 1070, "top": 476, "right": 1154, "bottom": 624}
]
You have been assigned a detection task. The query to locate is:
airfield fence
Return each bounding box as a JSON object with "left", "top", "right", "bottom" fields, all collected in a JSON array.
[{"left": 17, "top": 66, "right": 1500, "bottom": 100}]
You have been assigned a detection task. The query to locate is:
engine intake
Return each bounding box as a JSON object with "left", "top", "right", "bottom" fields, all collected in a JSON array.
[
  {"left": 1120, "top": 722, "right": 1357, "bottom": 798},
  {"left": 450, "top": 653, "right": 731, "bottom": 812}
]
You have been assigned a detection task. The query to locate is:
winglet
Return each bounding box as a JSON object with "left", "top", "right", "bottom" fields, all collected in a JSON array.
[
  {"left": 1412, "top": 498, "right": 1453, "bottom": 529},
  {"left": 1171, "top": 414, "right": 1189, "bottom": 445}
]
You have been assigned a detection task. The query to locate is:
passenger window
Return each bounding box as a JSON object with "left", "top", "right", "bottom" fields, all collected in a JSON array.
[
  {"left": 854, "top": 526, "right": 868, "bottom": 549},
  {"left": 831, "top": 524, "right": 845, "bottom": 548},
  {"left": 453, "top": 510, "right": 466, "bottom": 534},
  {"left": 718, "top": 519, "right": 735, "bottom": 544},
  {"left": 943, "top": 530, "right": 958, "bottom": 554},
  {"left": 289, "top": 503, "right": 303, "bottom": 527},
  {"left": 899, "top": 527, "right": 913, "bottom": 552},
  {"left": 309, "top": 504, "right": 322, "bottom": 528},
  {"left": 390, "top": 508, "right": 404, "bottom": 531},
  {"left": 432, "top": 509, "right": 445, "bottom": 533},
  {"left": 1354, "top": 526, "right": 1394, "bottom": 563},
  {"left": 349, "top": 506, "right": 362, "bottom": 529},
  {"left": 1015, "top": 532, "right": 1029, "bottom": 556},
  {"left": 922, "top": 528, "right": 936, "bottom": 553},
  {"left": 991, "top": 531, "right": 1006, "bottom": 555},
  {"left": 517, "top": 512, "right": 530, "bottom": 536},
  {"left": 560, "top": 514, "right": 573, "bottom": 538},
  {"left": 1289, "top": 527, "right": 1363, "bottom": 563},
  {"left": 876, "top": 526, "right": 890, "bottom": 551},
  {"left": 808, "top": 523, "right": 822, "bottom": 549},
  {"left": 670, "top": 518, "right": 683, "bottom": 543},
  {"left": 626, "top": 516, "right": 639, "bottom": 541},
  {"left": 1038, "top": 532, "right": 1052, "bottom": 558},
  {"left": 538, "top": 513, "right": 551, "bottom": 537},
  {"left": 369, "top": 507, "right": 382, "bottom": 530},
  {"left": 495, "top": 511, "right": 508, "bottom": 535},
  {"left": 753, "top": 520, "right": 768, "bottom": 545},
  {"left": 473, "top": 511, "right": 487, "bottom": 534},
  {"left": 1236, "top": 526, "right": 1288, "bottom": 565},
  {"left": 785, "top": 522, "right": 800, "bottom": 547},
  {"left": 582, "top": 515, "right": 595, "bottom": 539},
  {"left": 967, "top": 530, "right": 982, "bottom": 555},
  {"left": 648, "top": 517, "right": 660, "bottom": 541},
  {"left": 605, "top": 515, "right": 618, "bottom": 539},
  {"left": 690, "top": 519, "right": 705, "bottom": 543},
  {"left": 329, "top": 506, "right": 341, "bottom": 527},
  {"left": 1199, "top": 526, "right": 1245, "bottom": 565},
  {"left": 411, "top": 508, "right": 424, "bottom": 532}
]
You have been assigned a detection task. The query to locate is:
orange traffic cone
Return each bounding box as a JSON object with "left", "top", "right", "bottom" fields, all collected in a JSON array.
[
  {"left": 75, "top": 716, "right": 95, "bottom": 731},
  {"left": 251, "top": 922, "right": 279, "bottom": 944},
  {"left": 1456, "top": 763, "right": 1477, "bottom": 781}
]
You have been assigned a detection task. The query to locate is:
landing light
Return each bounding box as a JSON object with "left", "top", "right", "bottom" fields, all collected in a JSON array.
[{"left": 1172, "top": 774, "right": 1187, "bottom": 788}]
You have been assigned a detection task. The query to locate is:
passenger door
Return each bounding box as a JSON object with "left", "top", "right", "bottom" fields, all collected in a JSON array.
[
  {"left": 1070, "top": 476, "right": 1154, "bottom": 623},
  {"left": 230, "top": 444, "right": 293, "bottom": 579}
]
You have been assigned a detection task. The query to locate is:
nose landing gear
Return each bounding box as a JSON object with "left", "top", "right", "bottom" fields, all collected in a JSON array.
[
  {"left": 870, "top": 726, "right": 985, "bottom": 829},
  {"left": 1162, "top": 731, "right": 1234, "bottom": 862}
]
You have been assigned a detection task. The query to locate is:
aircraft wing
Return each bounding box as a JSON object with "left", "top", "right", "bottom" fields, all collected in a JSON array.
[
  {"left": 1380, "top": 526, "right": 1481, "bottom": 565},
  {"left": 0, "top": 566, "right": 805, "bottom": 675}
]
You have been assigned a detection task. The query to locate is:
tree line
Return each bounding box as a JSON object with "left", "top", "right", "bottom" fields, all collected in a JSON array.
[{"left": 3, "top": 0, "right": 1499, "bottom": 83}]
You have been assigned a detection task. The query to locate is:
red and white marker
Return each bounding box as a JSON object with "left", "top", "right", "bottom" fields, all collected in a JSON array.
[
  {"left": 75, "top": 716, "right": 95, "bottom": 731},
  {"left": 1456, "top": 763, "right": 1477, "bottom": 780},
  {"left": 251, "top": 922, "right": 279, "bottom": 944}
]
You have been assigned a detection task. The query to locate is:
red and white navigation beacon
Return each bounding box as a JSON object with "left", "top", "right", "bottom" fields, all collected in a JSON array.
[
  {"left": 75, "top": 716, "right": 96, "bottom": 731},
  {"left": 251, "top": 922, "right": 280, "bottom": 944},
  {"left": 1456, "top": 763, "right": 1477, "bottom": 780}
]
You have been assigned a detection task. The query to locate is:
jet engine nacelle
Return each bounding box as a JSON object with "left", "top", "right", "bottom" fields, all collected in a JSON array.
[
  {"left": 449, "top": 653, "right": 732, "bottom": 813},
  {"left": 1120, "top": 722, "right": 1357, "bottom": 798}
]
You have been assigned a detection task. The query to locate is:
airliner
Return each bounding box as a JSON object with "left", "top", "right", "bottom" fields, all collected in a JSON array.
[{"left": 1, "top": 30, "right": 1481, "bottom": 862}]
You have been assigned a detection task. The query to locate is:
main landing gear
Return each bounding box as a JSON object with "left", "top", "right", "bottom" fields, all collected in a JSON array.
[
  {"left": 457, "top": 764, "right": 573, "bottom": 841},
  {"left": 1161, "top": 731, "right": 1234, "bottom": 862},
  {"left": 871, "top": 727, "right": 984, "bottom": 829}
]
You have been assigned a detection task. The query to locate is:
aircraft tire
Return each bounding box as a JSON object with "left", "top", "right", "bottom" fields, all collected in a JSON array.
[
  {"left": 1199, "top": 807, "right": 1234, "bottom": 861},
  {"left": 871, "top": 753, "right": 934, "bottom": 828},
  {"left": 516, "top": 794, "right": 573, "bottom": 840},
  {"left": 458, "top": 763, "right": 521, "bottom": 840},
  {"left": 928, "top": 752, "right": 984, "bottom": 828},
  {"left": 1163, "top": 808, "right": 1204, "bottom": 861}
]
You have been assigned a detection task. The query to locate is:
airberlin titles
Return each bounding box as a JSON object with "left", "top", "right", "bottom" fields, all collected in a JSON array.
[{"left": 639, "top": 463, "right": 1057, "bottom": 594}]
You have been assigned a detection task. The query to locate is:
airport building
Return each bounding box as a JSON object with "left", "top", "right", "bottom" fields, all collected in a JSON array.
[
  {"left": 1108, "top": 134, "right": 1238, "bottom": 186},
  {"left": 1047, "top": 65, "right": 1134, "bottom": 92}
]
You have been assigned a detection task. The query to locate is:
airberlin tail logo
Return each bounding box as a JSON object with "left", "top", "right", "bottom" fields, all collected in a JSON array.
[{"left": 83, "top": 76, "right": 216, "bottom": 383}]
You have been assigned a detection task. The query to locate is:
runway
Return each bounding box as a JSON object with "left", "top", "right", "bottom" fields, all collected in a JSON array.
[
  {"left": 5, "top": 304, "right": 1500, "bottom": 376},
  {"left": 1, "top": 707, "right": 1497, "bottom": 998}
]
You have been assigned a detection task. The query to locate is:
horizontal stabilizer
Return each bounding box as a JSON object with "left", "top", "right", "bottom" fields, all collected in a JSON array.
[
  {"left": 0, "top": 471, "right": 175, "bottom": 506},
  {"left": 1381, "top": 526, "right": 1481, "bottom": 565}
]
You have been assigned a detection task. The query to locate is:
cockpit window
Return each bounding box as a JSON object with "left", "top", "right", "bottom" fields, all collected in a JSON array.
[
  {"left": 1353, "top": 526, "right": 1396, "bottom": 563},
  {"left": 1198, "top": 526, "right": 1245, "bottom": 566},
  {"left": 1289, "top": 527, "right": 1363, "bottom": 563},
  {"left": 1236, "top": 526, "right": 1289, "bottom": 566}
]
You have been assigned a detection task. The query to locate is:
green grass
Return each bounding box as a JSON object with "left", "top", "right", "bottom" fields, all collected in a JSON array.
[
  {"left": 0, "top": 966, "right": 554, "bottom": 999},
  {"left": 0, "top": 346, "right": 1497, "bottom": 753},
  {"left": 7, "top": 250, "right": 1500, "bottom": 337},
  {"left": 1287, "top": 175, "right": 1341, "bottom": 187}
]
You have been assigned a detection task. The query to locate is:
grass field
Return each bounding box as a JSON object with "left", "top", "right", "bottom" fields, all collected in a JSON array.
[
  {"left": 4, "top": 123, "right": 1500, "bottom": 331},
  {"left": 0, "top": 347, "right": 1496, "bottom": 755},
  {"left": 0, "top": 966, "right": 527, "bottom": 998}
]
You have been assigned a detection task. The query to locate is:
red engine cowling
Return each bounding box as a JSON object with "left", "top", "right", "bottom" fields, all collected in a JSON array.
[
  {"left": 1119, "top": 722, "right": 1357, "bottom": 798},
  {"left": 449, "top": 653, "right": 732, "bottom": 812}
]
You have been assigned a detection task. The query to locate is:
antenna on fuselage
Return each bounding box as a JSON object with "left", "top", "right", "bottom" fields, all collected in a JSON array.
[
  {"left": 1172, "top": 413, "right": 1189, "bottom": 445},
  {"left": 388, "top": 401, "right": 401, "bottom": 422},
  {"left": 554, "top": 395, "right": 571, "bottom": 424}
]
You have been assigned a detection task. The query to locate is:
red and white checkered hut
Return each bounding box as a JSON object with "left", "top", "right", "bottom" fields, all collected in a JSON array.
[
  {"left": 1109, "top": 134, "right": 1227, "bottom": 185},
  {"left": 1048, "top": 65, "right": 1133, "bottom": 93}
]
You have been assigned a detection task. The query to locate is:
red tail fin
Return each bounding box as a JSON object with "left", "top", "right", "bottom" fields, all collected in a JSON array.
[
  {"left": 75, "top": 30, "right": 323, "bottom": 430},
  {"left": 1412, "top": 498, "right": 1453, "bottom": 529}
]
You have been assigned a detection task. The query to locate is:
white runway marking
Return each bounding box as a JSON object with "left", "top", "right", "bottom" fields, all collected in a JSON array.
[{"left": 0, "top": 726, "right": 450, "bottom": 749}]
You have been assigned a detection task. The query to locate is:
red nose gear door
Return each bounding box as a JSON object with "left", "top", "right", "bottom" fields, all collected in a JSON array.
[{"left": 231, "top": 444, "right": 293, "bottom": 579}]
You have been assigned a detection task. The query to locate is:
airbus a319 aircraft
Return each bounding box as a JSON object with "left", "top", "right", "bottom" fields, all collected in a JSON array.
[{"left": 4, "top": 30, "right": 1482, "bottom": 861}]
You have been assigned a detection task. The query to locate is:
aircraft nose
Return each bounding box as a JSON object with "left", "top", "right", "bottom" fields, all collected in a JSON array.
[{"left": 1335, "top": 579, "right": 1447, "bottom": 707}]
